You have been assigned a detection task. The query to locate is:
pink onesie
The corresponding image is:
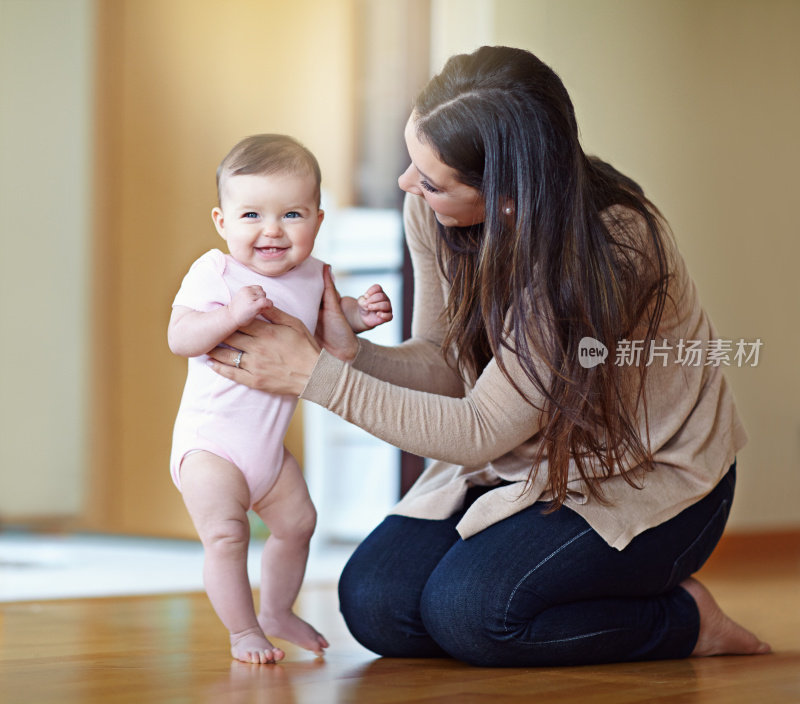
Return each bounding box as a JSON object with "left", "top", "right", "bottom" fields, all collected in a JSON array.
[{"left": 170, "top": 248, "right": 324, "bottom": 506}]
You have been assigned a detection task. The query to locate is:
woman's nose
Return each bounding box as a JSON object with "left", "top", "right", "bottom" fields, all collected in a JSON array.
[{"left": 398, "top": 163, "right": 421, "bottom": 195}]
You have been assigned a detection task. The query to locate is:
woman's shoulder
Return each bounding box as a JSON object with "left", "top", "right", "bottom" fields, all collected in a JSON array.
[
  {"left": 600, "top": 203, "right": 678, "bottom": 263},
  {"left": 599, "top": 203, "right": 651, "bottom": 237}
]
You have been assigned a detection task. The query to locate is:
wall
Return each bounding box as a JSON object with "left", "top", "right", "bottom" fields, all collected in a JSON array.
[
  {"left": 431, "top": 0, "right": 800, "bottom": 530},
  {"left": 0, "top": 0, "right": 93, "bottom": 522},
  {"left": 86, "top": 0, "right": 358, "bottom": 537},
  {"left": 3, "top": 0, "right": 797, "bottom": 536}
]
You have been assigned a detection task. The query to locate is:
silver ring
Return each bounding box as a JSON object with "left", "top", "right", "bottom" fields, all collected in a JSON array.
[{"left": 233, "top": 350, "right": 243, "bottom": 369}]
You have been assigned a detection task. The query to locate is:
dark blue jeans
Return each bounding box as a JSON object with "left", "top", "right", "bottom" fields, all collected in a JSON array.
[{"left": 338, "top": 464, "right": 736, "bottom": 667}]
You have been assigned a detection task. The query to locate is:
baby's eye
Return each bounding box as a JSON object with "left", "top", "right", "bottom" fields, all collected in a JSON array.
[
  {"left": 242, "top": 212, "right": 259, "bottom": 219},
  {"left": 284, "top": 211, "right": 301, "bottom": 219},
  {"left": 420, "top": 180, "right": 439, "bottom": 194}
]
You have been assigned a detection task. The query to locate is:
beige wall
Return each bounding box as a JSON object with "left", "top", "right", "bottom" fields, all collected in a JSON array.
[
  {"left": 3, "top": 0, "right": 797, "bottom": 535},
  {"left": 433, "top": 0, "right": 800, "bottom": 531},
  {"left": 0, "top": 0, "right": 93, "bottom": 521},
  {"left": 87, "top": 0, "right": 357, "bottom": 537},
  {"left": 1, "top": 0, "right": 358, "bottom": 537}
]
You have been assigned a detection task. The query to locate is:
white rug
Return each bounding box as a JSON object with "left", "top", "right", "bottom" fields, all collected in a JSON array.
[{"left": 0, "top": 532, "right": 354, "bottom": 601}]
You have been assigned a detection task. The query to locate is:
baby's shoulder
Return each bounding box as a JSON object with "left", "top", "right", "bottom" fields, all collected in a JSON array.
[
  {"left": 290, "top": 256, "right": 325, "bottom": 298},
  {"left": 186, "top": 248, "right": 228, "bottom": 278},
  {"left": 305, "top": 255, "right": 325, "bottom": 276}
]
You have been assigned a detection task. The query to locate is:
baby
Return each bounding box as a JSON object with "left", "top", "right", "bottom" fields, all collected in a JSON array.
[{"left": 168, "top": 134, "right": 392, "bottom": 664}]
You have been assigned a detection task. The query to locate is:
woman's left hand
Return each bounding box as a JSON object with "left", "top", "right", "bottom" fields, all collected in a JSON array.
[
  {"left": 207, "top": 306, "right": 322, "bottom": 396},
  {"left": 315, "top": 264, "right": 360, "bottom": 363}
]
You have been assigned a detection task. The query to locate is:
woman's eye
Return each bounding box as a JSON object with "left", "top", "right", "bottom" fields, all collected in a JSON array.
[{"left": 420, "top": 180, "right": 439, "bottom": 194}]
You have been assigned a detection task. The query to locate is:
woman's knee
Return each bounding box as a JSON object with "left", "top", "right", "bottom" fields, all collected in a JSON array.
[
  {"left": 419, "top": 564, "right": 501, "bottom": 663},
  {"left": 338, "top": 521, "right": 454, "bottom": 658},
  {"left": 338, "top": 549, "right": 412, "bottom": 655},
  {"left": 338, "top": 550, "right": 386, "bottom": 624}
]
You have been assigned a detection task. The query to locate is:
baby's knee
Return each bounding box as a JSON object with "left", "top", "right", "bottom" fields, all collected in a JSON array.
[
  {"left": 202, "top": 516, "right": 251, "bottom": 554},
  {"left": 292, "top": 501, "right": 317, "bottom": 542},
  {"left": 269, "top": 499, "right": 317, "bottom": 543}
]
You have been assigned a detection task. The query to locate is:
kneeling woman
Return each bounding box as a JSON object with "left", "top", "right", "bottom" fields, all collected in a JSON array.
[{"left": 209, "top": 45, "right": 770, "bottom": 666}]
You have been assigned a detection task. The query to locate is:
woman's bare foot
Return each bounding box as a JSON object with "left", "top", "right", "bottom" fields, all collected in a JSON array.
[
  {"left": 680, "top": 577, "right": 771, "bottom": 657},
  {"left": 230, "top": 626, "right": 285, "bottom": 664},
  {"left": 258, "top": 611, "right": 329, "bottom": 656}
]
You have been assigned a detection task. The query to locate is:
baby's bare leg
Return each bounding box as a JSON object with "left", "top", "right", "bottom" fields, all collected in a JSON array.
[
  {"left": 180, "top": 452, "right": 284, "bottom": 664},
  {"left": 252, "top": 450, "right": 329, "bottom": 656}
]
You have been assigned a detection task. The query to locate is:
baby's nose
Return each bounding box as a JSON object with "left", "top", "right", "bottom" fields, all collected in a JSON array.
[{"left": 261, "top": 219, "right": 281, "bottom": 236}]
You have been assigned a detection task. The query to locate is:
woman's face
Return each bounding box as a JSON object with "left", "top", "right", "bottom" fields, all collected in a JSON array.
[{"left": 398, "top": 115, "right": 486, "bottom": 227}]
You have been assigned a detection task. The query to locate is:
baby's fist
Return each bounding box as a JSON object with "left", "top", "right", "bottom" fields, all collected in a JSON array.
[
  {"left": 357, "top": 284, "right": 393, "bottom": 330},
  {"left": 229, "top": 285, "right": 271, "bottom": 326}
]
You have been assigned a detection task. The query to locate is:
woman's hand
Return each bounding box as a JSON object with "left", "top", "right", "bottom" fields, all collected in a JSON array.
[
  {"left": 315, "top": 265, "right": 359, "bottom": 363},
  {"left": 206, "top": 307, "right": 322, "bottom": 396}
]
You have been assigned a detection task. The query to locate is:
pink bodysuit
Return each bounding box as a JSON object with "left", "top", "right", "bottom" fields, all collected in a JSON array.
[{"left": 170, "top": 248, "right": 324, "bottom": 506}]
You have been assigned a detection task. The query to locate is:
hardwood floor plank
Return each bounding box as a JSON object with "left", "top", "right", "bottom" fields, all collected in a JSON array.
[{"left": 1, "top": 533, "right": 799, "bottom": 704}]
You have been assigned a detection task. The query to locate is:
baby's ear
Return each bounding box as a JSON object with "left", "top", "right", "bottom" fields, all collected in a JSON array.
[
  {"left": 211, "top": 207, "right": 226, "bottom": 239},
  {"left": 313, "top": 209, "right": 325, "bottom": 237}
]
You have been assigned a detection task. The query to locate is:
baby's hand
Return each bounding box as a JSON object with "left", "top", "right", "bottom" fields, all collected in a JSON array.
[
  {"left": 228, "top": 285, "right": 271, "bottom": 326},
  {"left": 356, "top": 284, "right": 393, "bottom": 330}
]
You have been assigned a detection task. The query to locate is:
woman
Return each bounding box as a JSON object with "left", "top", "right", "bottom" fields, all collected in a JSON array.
[{"left": 209, "top": 46, "right": 769, "bottom": 666}]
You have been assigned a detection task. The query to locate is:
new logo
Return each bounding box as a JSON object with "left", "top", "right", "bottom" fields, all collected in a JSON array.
[{"left": 578, "top": 337, "right": 608, "bottom": 368}]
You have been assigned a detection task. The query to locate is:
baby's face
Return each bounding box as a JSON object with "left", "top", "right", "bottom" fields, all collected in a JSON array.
[{"left": 212, "top": 171, "right": 323, "bottom": 277}]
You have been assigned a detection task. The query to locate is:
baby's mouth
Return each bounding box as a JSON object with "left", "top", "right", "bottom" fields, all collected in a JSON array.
[{"left": 255, "top": 246, "right": 287, "bottom": 258}]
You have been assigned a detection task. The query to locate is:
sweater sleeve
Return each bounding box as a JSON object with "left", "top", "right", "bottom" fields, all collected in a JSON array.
[
  {"left": 301, "top": 194, "right": 544, "bottom": 464},
  {"left": 346, "top": 194, "right": 464, "bottom": 397},
  {"left": 301, "top": 346, "right": 542, "bottom": 465},
  {"left": 349, "top": 337, "right": 464, "bottom": 398}
]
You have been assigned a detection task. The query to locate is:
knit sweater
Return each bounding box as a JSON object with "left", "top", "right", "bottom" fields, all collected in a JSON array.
[{"left": 301, "top": 193, "right": 747, "bottom": 549}]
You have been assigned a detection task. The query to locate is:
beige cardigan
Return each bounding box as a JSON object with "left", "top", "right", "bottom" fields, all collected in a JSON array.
[{"left": 301, "top": 194, "right": 747, "bottom": 549}]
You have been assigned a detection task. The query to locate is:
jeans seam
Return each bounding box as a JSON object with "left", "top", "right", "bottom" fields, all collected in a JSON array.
[
  {"left": 503, "top": 527, "right": 593, "bottom": 634},
  {"left": 665, "top": 498, "right": 730, "bottom": 588},
  {"left": 525, "top": 627, "right": 629, "bottom": 645}
]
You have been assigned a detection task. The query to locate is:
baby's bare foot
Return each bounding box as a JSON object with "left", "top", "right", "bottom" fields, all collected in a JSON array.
[
  {"left": 230, "top": 626, "right": 285, "bottom": 664},
  {"left": 258, "top": 611, "right": 329, "bottom": 656},
  {"left": 680, "top": 578, "right": 771, "bottom": 657}
]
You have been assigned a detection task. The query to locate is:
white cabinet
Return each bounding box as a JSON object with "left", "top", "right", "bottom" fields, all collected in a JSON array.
[{"left": 304, "top": 205, "right": 404, "bottom": 543}]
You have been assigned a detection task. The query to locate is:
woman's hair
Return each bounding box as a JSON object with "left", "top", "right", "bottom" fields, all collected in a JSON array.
[
  {"left": 216, "top": 133, "right": 322, "bottom": 206},
  {"left": 413, "top": 46, "right": 672, "bottom": 508}
]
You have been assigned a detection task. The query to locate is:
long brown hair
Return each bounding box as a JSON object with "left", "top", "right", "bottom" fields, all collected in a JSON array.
[{"left": 413, "top": 46, "right": 671, "bottom": 507}]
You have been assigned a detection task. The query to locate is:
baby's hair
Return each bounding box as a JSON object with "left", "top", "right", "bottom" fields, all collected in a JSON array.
[{"left": 216, "top": 134, "right": 321, "bottom": 206}]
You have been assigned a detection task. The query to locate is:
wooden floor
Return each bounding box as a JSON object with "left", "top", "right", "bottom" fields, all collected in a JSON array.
[{"left": 2, "top": 532, "right": 798, "bottom": 704}]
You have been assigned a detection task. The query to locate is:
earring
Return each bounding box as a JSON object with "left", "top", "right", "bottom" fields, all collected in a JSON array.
[{"left": 504, "top": 206, "right": 513, "bottom": 215}]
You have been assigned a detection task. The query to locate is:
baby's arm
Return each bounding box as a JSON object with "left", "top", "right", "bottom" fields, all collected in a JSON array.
[
  {"left": 168, "top": 285, "right": 270, "bottom": 357},
  {"left": 340, "top": 284, "right": 393, "bottom": 333}
]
